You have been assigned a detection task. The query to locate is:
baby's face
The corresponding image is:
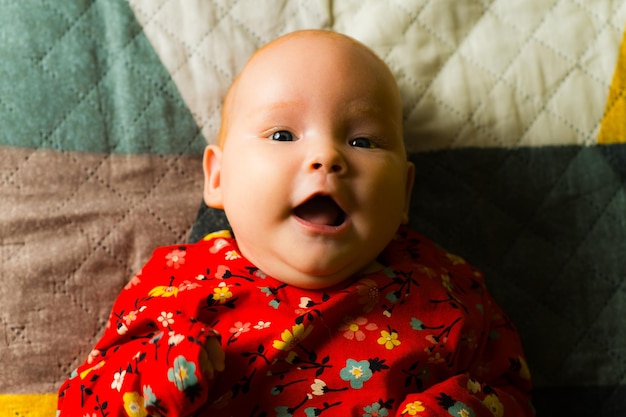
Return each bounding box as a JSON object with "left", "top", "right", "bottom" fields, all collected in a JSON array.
[{"left": 205, "top": 31, "right": 413, "bottom": 289}]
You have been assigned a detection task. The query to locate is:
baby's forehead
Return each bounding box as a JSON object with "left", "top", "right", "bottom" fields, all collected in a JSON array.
[
  {"left": 232, "top": 32, "right": 397, "bottom": 99},
  {"left": 248, "top": 31, "right": 385, "bottom": 74},
  {"left": 218, "top": 31, "right": 402, "bottom": 146}
]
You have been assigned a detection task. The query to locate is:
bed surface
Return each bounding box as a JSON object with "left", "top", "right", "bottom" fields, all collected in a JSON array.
[{"left": 1, "top": 1, "right": 626, "bottom": 416}]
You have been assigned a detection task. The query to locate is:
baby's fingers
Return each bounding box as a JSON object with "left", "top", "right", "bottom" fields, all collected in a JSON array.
[{"left": 201, "top": 335, "right": 225, "bottom": 379}]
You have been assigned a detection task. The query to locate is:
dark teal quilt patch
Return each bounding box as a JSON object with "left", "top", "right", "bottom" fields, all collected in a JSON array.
[{"left": 408, "top": 145, "right": 626, "bottom": 417}]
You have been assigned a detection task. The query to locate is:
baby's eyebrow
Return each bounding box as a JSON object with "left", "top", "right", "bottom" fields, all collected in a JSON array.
[
  {"left": 250, "top": 100, "right": 301, "bottom": 118},
  {"left": 343, "top": 102, "right": 385, "bottom": 119}
]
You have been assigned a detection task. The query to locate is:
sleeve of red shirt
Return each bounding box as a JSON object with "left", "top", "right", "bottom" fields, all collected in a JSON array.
[
  {"left": 57, "top": 245, "right": 218, "bottom": 417},
  {"left": 394, "top": 288, "right": 535, "bottom": 417}
]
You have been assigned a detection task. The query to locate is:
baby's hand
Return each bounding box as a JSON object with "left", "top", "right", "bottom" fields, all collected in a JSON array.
[{"left": 201, "top": 335, "right": 225, "bottom": 380}]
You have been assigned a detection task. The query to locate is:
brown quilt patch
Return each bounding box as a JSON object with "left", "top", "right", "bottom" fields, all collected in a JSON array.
[{"left": 0, "top": 146, "right": 203, "bottom": 393}]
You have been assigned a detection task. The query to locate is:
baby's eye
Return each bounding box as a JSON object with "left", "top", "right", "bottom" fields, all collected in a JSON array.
[
  {"left": 349, "top": 137, "right": 377, "bottom": 148},
  {"left": 271, "top": 130, "right": 295, "bottom": 142}
]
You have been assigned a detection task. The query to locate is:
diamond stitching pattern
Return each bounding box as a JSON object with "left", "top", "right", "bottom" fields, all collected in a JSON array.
[
  {"left": 131, "top": 0, "right": 626, "bottom": 151},
  {"left": 1, "top": 4, "right": 626, "bottom": 415}
]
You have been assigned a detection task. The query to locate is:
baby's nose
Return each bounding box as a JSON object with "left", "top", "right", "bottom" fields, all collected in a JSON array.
[
  {"left": 310, "top": 160, "right": 344, "bottom": 173},
  {"left": 308, "top": 147, "right": 347, "bottom": 174}
]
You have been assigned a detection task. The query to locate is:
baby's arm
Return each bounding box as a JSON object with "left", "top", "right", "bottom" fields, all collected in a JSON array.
[
  {"left": 57, "top": 246, "right": 224, "bottom": 416},
  {"left": 395, "top": 293, "right": 534, "bottom": 416}
]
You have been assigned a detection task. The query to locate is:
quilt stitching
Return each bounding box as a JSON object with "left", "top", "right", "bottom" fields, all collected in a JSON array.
[
  {"left": 415, "top": 141, "right": 626, "bottom": 387},
  {"left": 553, "top": 179, "right": 626, "bottom": 367},
  {"left": 129, "top": 0, "right": 238, "bottom": 131},
  {"left": 451, "top": 0, "right": 613, "bottom": 147},
  {"left": 34, "top": 2, "right": 95, "bottom": 66},
  {"left": 1, "top": 0, "right": 206, "bottom": 385},
  {"left": 2, "top": 3, "right": 626, "bottom": 413},
  {"left": 400, "top": 0, "right": 486, "bottom": 131},
  {"left": 473, "top": 1, "right": 578, "bottom": 146},
  {"left": 378, "top": 1, "right": 433, "bottom": 74},
  {"left": 53, "top": 152, "right": 202, "bottom": 375}
]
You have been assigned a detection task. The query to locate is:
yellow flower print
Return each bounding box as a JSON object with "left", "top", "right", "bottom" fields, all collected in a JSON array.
[
  {"left": 272, "top": 324, "right": 314, "bottom": 351},
  {"left": 123, "top": 391, "right": 148, "bottom": 417},
  {"left": 467, "top": 378, "right": 482, "bottom": 394},
  {"left": 79, "top": 360, "right": 105, "bottom": 380},
  {"left": 225, "top": 249, "right": 241, "bottom": 260},
  {"left": 517, "top": 356, "right": 532, "bottom": 380},
  {"left": 202, "top": 230, "right": 232, "bottom": 241},
  {"left": 483, "top": 394, "right": 504, "bottom": 417},
  {"left": 415, "top": 264, "right": 437, "bottom": 279},
  {"left": 213, "top": 283, "right": 233, "bottom": 303},
  {"left": 428, "top": 352, "right": 445, "bottom": 364},
  {"left": 377, "top": 330, "right": 401, "bottom": 350},
  {"left": 441, "top": 272, "right": 454, "bottom": 292},
  {"left": 285, "top": 351, "right": 299, "bottom": 363},
  {"left": 149, "top": 285, "right": 179, "bottom": 298},
  {"left": 402, "top": 400, "right": 425, "bottom": 415},
  {"left": 445, "top": 252, "right": 466, "bottom": 265}
]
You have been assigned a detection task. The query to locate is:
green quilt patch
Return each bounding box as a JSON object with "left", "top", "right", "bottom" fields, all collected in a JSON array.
[{"left": 0, "top": 0, "right": 204, "bottom": 155}]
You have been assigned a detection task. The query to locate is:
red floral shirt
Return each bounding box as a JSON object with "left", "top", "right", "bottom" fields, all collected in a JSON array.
[{"left": 57, "top": 227, "right": 534, "bottom": 416}]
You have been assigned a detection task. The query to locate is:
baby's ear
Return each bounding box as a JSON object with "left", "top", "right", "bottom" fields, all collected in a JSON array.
[{"left": 203, "top": 145, "right": 224, "bottom": 209}]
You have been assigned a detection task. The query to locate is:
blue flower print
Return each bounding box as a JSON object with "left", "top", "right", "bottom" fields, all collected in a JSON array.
[
  {"left": 363, "top": 402, "right": 389, "bottom": 416},
  {"left": 448, "top": 401, "right": 476, "bottom": 417},
  {"left": 143, "top": 385, "right": 157, "bottom": 407},
  {"left": 340, "top": 359, "right": 373, "bottom": 389},
  {"left": 275, "top": 406, "right": 293, "bottom": 417},
  {"left": 410, "top": 317, "right": 425, "bottom": 330},
  {"left": 167, "top": 355, "right": 198, "bottom": 390}
]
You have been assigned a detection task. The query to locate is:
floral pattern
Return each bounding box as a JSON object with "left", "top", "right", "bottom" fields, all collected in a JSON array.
[
  {"left": 57, "top": 227, "right": 534, "bottom": 417},
  {"left": 122, "top": 391, "right": 148, "bottom": 417},
  {"left": 340, "top": 359, "right": 373, "bottom": 389},
  {"left": 377, "top": 330, "right": 401, "bottom": 350},
  {"left": 168, "top": 356, "right": 198, "bottom": 391}
]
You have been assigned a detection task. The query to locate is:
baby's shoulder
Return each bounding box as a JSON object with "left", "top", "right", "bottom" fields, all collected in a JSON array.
[{"left": 384, "top": 226, "right": 486, "bottom": 286}]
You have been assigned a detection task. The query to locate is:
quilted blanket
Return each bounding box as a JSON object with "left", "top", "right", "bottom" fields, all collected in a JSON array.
[{"left": 1, "top": 1, "right": 625, "bottom": 416}]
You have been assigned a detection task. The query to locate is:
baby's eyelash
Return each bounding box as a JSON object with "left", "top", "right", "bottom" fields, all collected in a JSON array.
[
  {"left": 349, "top": 135, "right": 389, "bottom": 149},
  {"left": 271, "top": 131, "right": 294, "bottom": 141},
  {"left": 349, "top": 137, "right": 377, "bottom": 148},
  {"left": 262, "top": 128, "right": 297, "bottom": 142}
]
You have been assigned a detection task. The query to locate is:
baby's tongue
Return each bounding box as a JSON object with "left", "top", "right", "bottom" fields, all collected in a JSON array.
[{"left": 294, "top": 196, "right": 343, "bottom": 226}]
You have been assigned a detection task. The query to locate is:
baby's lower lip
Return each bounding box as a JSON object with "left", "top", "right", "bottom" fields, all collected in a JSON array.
[{"left": 292, "top": 213, "right": 350, "bottom": 235}]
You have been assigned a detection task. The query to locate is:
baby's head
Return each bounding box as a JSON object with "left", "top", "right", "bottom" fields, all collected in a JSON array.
[{"left": 203, "top": 30, "right": 414, "bottom": 289}]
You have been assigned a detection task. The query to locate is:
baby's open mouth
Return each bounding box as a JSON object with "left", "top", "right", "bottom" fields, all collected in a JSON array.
[{"left": 293, "top": 195, "right": 346, "bottom": 227}]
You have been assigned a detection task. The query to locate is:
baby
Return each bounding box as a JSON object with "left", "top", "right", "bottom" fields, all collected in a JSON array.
[{"left": 57, "top": 30, "right": 534, "bottom": 416}]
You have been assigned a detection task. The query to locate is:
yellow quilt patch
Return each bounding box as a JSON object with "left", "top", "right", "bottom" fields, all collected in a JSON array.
[
  {"left": 0, "top": 394, "right": 57, "bottom": 417},
  {"left": 599, "top": 28, "right": 626, "bottom": 143}
]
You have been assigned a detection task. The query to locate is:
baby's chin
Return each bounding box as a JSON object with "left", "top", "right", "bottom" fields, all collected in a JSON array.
[{"left": 269, "top": 259, "right": 385, "bottom": 290}]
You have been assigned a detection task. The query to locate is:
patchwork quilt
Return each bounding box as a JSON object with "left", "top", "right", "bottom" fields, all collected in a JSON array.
[{"left": 1, "top": 1, "right": 625, "bottom": 416}]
